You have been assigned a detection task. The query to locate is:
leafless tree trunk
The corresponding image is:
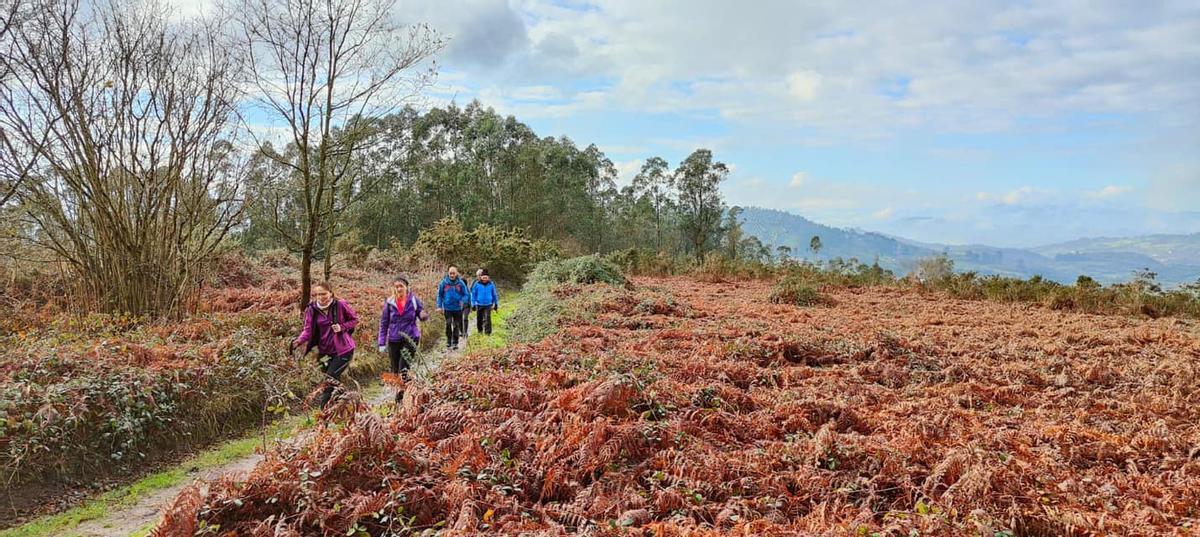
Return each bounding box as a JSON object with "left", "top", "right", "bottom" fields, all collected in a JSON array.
[
  {"left": 225, "top": 0, "right": 443, "bottom": 310},
  {"left": 0, "top": 0, "right": 246, "bottom": 317}
]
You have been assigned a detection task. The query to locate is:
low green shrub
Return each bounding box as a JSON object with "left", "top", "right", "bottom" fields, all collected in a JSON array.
[
  {"left": 526, "top": 254, "right": 626, "bottom": 288},
  {"left": 769, "top": 273, "right": 823, "bottom": 306},
  {"left": 508, "top": 256, "right": 627, "bottom": 343},
  {"left": 604, "top": 248, "right": 681, "bottom": 277},
  {"left": 692, "top": 251, "right": 776, "bottom": 282},
  {"left": 927, "top": 270, "right": 1200, "bottom": 319},
  {"left": 408, "top": 218, "right": 561, "bottom": 283}
]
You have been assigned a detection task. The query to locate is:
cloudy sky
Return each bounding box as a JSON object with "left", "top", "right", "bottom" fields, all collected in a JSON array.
[
  {"left": 184, "top": 0, "right": 1200, "bottom": 247},
  {"left": 391, "top": 0, "right": 1200, "bottom": 247}
]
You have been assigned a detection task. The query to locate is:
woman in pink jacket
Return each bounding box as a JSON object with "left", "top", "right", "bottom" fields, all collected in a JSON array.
[{"left": 292, "top": 281, "right": 359, "bottom": 408}]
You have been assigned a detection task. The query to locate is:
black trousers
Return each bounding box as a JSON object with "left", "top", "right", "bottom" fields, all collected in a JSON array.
[
  {"left": 475, "top": 305, "right": 493, "bottom": 335},
  {"left": 387, "top": 337, "right": 418, "bottom": 378},
  {"left": 317, "top": 350, "right": 353, "bottom": 408},
  {"left": 461, "top": 307, "right": 470, "bottom": 336},
  {"left": 444, "top": 310, "right": 463, "bottom": 347}
]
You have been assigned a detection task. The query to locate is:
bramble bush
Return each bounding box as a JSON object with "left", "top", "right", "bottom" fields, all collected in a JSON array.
[
  {"left": 0, "top": 258, "right": 402, "bottom": 489},
  {"left": 0, "top": 323, "right": 301, "bottom": 484}
]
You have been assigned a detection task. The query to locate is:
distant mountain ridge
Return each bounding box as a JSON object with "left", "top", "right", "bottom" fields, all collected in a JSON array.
[{"left": 738, "top": 207, "right": 1200, "bottom": 286}]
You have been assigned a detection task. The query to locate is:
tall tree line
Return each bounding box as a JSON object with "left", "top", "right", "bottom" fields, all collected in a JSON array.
[{"left": 240, "top": 101, "right": 768, "bottom": 264}]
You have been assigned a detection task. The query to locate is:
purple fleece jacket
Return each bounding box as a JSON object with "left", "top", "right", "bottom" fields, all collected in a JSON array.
[
  {"left": 294, "top": 299, "right": 358, "bottom": 356},
  {"left": 378, "top": 293, "right": 426, "bottom": 345}
]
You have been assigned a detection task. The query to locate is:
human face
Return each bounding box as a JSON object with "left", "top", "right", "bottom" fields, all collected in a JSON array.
[
  {"left": 448, "top": 267, "right": 459, "bottom": 279},
  {"left": 393, "top": 280, "right": 408, "bottom": 297},
  {"left": 312, "top": 285, "right": 332, "bottom": 305},
  {"left": 481, "top": 275, "right": 490, "bottom": 284}
]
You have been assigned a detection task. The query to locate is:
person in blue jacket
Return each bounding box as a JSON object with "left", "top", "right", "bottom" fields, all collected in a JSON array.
[
  {"left": 470, "top": 269, "right": 499, "bottom": 335},
  {"left": 436, "top": 265, "right": 471, "bottom": 349}
]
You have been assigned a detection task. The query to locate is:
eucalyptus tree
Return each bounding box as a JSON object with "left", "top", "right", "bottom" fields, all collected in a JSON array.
[
  {"left": 631, "top": 156, "right": 674, "bottom": 251},
  {"left": 674, "top": 149, "right": 729, "bottom": 261}
]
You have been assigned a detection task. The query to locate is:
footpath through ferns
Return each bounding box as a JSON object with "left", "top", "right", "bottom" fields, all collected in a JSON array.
[
  {"left": 158, "top": 277, "right": 1199, "bottom": 535},
  {"left": 0, "top": 254, "right": 440, "bottom": 527}
]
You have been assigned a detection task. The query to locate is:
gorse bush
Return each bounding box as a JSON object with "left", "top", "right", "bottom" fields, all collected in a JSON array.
[
  {"left": 408, "top": 217, "right": 561, "bottom": 283},
  {"left": 526, "top": 254, "right": 627, "bottom": 288},
  {"left": 692, "top": 251, "right": 776, "bottom": 282},
  {"left": 604, "top": 248, "right": 681, "bottom": 277},
  {"left": 509, "top": 256, "right": 627, "bottom": 343},
  {"left": 911, "top": 254, "right": 955, "bottom": 284},
  {"left": 780, "top": 258, "right": 898, "bottom": 288},
  {"left": 933, "top": 270, "right": 1200, "bottom": 319},
  {"left": 769, "top": 273, "right": 823, "bottom": 306},
  {"left": 1, "top": 324, "right": 293, "bottom": 483}
]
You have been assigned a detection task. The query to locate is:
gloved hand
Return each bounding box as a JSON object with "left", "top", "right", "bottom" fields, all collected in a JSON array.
[{"left": 378, "top": 345, "right": 386, "bottom": 353}]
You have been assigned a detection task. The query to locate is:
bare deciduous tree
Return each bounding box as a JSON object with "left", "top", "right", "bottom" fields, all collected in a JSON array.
[
  {"left": 0, "top": 0, "right": 246, "bottom": 316},
  {"left": 226, "top": 0, "right": 443, "bottom": 309}
]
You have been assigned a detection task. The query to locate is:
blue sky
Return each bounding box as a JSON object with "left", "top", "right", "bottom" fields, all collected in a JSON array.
[
  {"left": 182, "top": 0, "right": 1200, "bottom": 247},
  {"left": 392, "top": 0, "right": 1200, "bottom": 247}
]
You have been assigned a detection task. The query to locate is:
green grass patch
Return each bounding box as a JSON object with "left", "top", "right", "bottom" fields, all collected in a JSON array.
[{"left": 467, "top": 291, "right": 522, "bottom": 352}]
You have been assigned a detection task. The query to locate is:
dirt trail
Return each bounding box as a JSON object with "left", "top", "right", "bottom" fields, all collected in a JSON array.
[{"left": 65, "top": 345, "right": 460, "bottom": 537}]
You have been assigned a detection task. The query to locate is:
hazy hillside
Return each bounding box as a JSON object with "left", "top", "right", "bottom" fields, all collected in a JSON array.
[
  {"left": 739, "top": 207, "right": 1200, "bottom": 286},
  {"left": 1034, "top": 234, "right": 1200, "bottom": 266},
  {"left": 738, "top": 207, "right": 936, "bottom": 270}
]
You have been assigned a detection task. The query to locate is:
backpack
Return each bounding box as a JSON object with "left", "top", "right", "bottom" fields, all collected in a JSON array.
[{"left": 310, "top": 299, "right": 354, "bottom": 342}]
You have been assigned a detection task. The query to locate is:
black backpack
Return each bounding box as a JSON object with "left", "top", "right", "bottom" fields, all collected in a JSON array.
[{"left": 308, "top": 299, "right": 354, "bottom": 346}]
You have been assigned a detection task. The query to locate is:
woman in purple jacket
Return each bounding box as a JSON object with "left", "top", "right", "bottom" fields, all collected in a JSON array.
[
  {"left": 377, "top": 275, "right": 428, "bottom": 380},
  {"left": 292, "top": 281, "right": 359, "bottom": 408}
]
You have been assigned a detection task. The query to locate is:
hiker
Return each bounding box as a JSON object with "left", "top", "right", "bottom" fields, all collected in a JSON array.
[
  {"left": 377, "top": 275, "right": 427, "bottom": 380},
  {"left": 436, "top": 265, "right": 471, "bottom": 349},
  {"left": 292, "top": 281, "right": 359, "bottom": 408},
  {"left": 460, "top": 269, "right": 477, "bottom": 338},
  {"left": 470, "top": 269, "right": 499, "bottom": 336}
]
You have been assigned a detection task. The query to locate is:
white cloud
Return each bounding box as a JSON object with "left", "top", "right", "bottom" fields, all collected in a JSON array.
[
  {"left": 873, "top": 207, "right": 895, "bottom": 219},
  {"left": 420, "top": 0, "right": 1200, "bottom": 138},
  {"left": 1002, "top": 186, "right": 1035, "bottom": 205},
  {"left": 506, "top": 85, "right": 564, "bottom": 102},
  {"left": 1145, "top": 163, "right": 1200, "bottom": 211},
  {"left": 786, "top": 70, "right": 823, "bottom": 102},
  {"left": 978, "top": 186, "right": 1037, "bottom": 205},
  {"left": 788, "top": 172, "right": 808, "bottom": 188},
  {"left": 1085, "top": 185, "right": 1133, "bottom": 200},
  {"left": 613, "top": 159, "right": 642, "bottom": 188}
]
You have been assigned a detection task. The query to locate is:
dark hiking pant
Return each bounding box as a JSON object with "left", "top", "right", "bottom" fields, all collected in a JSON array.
[
  {"left": 387, "top": 337, "right": 419, "bottom": 379},
  {"left": 444, "top": 310, "right": 463, "bottom": 347},
  {"left": 475, "top": 305, "right": 493, "bottom": 335},
  {"left": 317, "top": 350, "right": 353, "bottom": 408}
]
